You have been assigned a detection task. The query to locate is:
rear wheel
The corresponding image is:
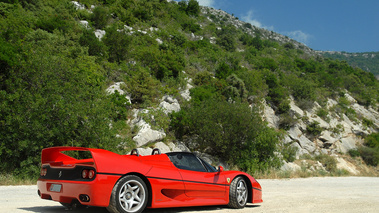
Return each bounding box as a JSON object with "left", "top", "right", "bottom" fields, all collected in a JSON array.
[
  {"left": 228, "top": 177, "right": 248, "bottom": 209},
  {"left": 107, "top": 175, "right": 148, "bottom": 213}
]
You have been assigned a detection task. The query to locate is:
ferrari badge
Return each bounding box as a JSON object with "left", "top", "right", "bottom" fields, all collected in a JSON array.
[{"left": 227, "top": 178, "right": 230, "bottom": 183}]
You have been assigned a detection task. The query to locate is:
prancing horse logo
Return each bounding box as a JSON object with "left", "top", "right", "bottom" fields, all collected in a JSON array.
[
  {"left": 227, "top": 178, "right": 230, "bottom": 183},
  {"left": 58, "top": 171, "right": 62, "bottom": 178}
]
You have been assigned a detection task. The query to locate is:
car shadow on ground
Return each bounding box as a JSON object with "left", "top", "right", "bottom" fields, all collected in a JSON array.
[{"left": 20, "top": 204, "right": 260, "bottom": 213}]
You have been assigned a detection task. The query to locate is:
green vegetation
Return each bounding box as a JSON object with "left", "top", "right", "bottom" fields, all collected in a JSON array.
[
  {"left": 171, "top": 98, "right": 282, "bottom": 173},
  {"left": 0, "top": 0, "right": 378, "bottom": 181},
  {"left": 348, "top": 133, "right": 379, "bottom": 167},
  {"left": 359, "top": 133, "right": 379, "bottom": 166},
  {"left": 322, "top": 51, "right": 379, "bottom": 76}
]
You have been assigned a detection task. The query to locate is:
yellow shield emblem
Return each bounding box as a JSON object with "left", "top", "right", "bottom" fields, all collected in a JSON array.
[{"left": 227, "top": 178, "right": 230, "bottom": 183}]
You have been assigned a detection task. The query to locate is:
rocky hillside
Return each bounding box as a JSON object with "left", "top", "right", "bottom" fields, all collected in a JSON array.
[{"left": 1, "top": 0, "right": 378, "bottom": 178}]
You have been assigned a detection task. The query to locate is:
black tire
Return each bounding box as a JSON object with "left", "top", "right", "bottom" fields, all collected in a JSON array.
[
  {"left": 107, "top": 175, "right": 148, "bottom": 213},
  {"left": 227, "top": 177, "right": 248, "bottom": 209}
]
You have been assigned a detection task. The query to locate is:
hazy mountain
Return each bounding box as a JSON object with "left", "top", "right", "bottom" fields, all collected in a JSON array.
[{"left": 320, "top": 51, "right": 379, "bottom": 78}]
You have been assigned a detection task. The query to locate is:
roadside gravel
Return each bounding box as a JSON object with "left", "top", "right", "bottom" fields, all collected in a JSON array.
[{"left": 1, "top": 177, "right": 378, "bottom": 213}]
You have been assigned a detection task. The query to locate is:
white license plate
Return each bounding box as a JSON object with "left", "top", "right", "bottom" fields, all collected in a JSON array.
[{"left": 50, "top": 184, "right": 62, "bottom": 192}]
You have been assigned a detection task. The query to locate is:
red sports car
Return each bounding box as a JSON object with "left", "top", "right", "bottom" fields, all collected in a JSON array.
[{"left": 37, "top": 147, "right": 262, "bottom": 213}]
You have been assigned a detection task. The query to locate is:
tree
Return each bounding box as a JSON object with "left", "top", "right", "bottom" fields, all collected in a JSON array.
[
  {"left": 171, "top": 98, "right": 281, "bottom": 172},
  {"left": 186, "top": 0, "right": 200, "bottom": 16},
  {"left": 0, "top": 29, "right": 120, "bottom": 177},
  {"left": 103, "top": 25, "right": 133, "bottom": 63}
]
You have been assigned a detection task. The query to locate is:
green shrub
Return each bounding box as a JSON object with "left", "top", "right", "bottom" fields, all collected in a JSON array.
[
  {"left": 348, "top": 149, "right": 360, "bottom": 158},
  {"left": 181, "top": 21, "right": 201, "bottom": 33},
  {"left": 171, "top": 98, "right": 281, "bottom": 172},
  {"left": 316, "top": 107, "right": 329, "bottom": 120},
  {"left": 91, "top": 5, "right": 109, "bottom": 29},
  {"left": 126, "top": 66, "right": 160, "bottom": 105},
  {"left": 315, "top": 154, "right": 337, "bottom": 172},
  {"left": 179, "top": 0, "right": 200, "bottom": 16},
  {"left": 108, "top": 90, "right": 130, "bottom": 122},
  {"left": 215, "top": 61, "right": 232, "bottom": 79},
  {"left": 79, "top": 29, "right": 107, "bottom": 58},
  {"left": 358, "top": 146, "right": 379, "bottom": 166},
  {"left": 364, "top": 133, "right": 379, "bottom": 148},
  {"left": 279, "top": 112, "right": 297, "bottom": 130},
  {"left": 280, "top": 142, "right": 298, "bottom": 162},
  {"left": 223, "top": 74, "right": 247, "bottom": 100},
  {"left": 362, "top": 118, "right": 374, "bottom": 128},
  {"left": 193, "top": 71, "right": 213, "bottom": 86},
  {"left": 103, "top": 25, "right": 133, "bottom": 63},
  {"left": 306, "top": 121, "right": 324, "bottom": 136}
]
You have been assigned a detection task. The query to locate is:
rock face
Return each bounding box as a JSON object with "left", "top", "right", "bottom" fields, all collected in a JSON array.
[
  {"left": 159, "top": 95, "right": 181, "bottom": 114},
  {"left": 127, "top": 94, "right": 183, "bottom": 147},
  {"left": 129, "top": 109, "right": 167, "bottom": 147},
  {"left": 274, "top": 95, "right": 378, "bottom": 159}
]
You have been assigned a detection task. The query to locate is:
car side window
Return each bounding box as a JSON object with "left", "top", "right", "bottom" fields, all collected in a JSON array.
[{"left": 167, "top": 153, "right": 207, "bottom": 172}]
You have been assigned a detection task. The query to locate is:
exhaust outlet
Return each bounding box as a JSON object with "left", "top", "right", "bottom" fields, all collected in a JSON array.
[{"left": 79, "top": 194, "right": 90, "bottom": 202}]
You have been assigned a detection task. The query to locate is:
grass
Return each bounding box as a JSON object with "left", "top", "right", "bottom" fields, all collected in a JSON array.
[{"left": 0, "top": 174, "right": 36, "bottom": 186}]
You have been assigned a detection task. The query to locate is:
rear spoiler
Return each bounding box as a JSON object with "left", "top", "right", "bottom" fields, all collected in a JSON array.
[
  {"left": 41, "top": 146, "right": 93, "bottom": 164},
  {"left": 40, "top": 146, "right": 151, "bottom": 174}
]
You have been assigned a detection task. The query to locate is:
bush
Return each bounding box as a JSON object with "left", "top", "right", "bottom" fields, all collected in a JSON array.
[
  {"left": 306, "top": 121, "right": 324, "bottom": 136},
  {"left": 0, "top": 31, "right": 121, "bottom": 177},
  {"left": 91, "top": 6, "right": 109, "bottom": 29},
  {"left": 365, "top": 133, "right": 379, "bottom": 148},
  {"left": 103, "top": 25, "right": 132, "bottom": 63},
  {"left": 79, "top": 29, "right": 107, "bottom": 58},
  {"left": 279, "top": 112, "right": 297, "bottom": 130},
  {"left": 215, "top": 61, "right": 232, "bottom": 79},
  {"left": 126, "top": 66, "right": 160, "bottom": 105},
  {"left": 171, "top": 98, "right": 281, "bottom": 172},
  {"left": 179, "top": 0, "right": 200, "bottom": 16},
  {"left": 358, "top": 146, "right": 379, "bottom": 167},
  {"left": 315, "top": 154, "right": 337, "bottom": 172},
  {"left": 223, "top": 74, "right": 247, "bottom": 100},
  {"left": 348, "top": 149, "right": 360, "bottom": 158},
  {"left": 193, "top": 71, "right": 213, "bottom": 86},
  {"left": 280, "top": 142, "right": 298, "bottom": 162},
  {"left": 362, "top": 118, "right": 374, "bottom": 128},
  {"left": 316, "top": 108, "right": 329, "bottom": 120}
]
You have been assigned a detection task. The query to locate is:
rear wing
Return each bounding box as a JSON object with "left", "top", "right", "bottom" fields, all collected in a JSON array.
[
  {"left": 41, "top": 146, "right": 95, "bottom": 166},
  {"left": 40, "top": 146, "right": 152, "bottom": 174}
]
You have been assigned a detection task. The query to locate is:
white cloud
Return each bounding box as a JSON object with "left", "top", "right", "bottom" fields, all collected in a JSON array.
[
  {"left": 283, "top": 30, "right": 311, "bottom": 44},
  {"left": 241, "top": 10, "right": 273, "bottom": 30},
  {"left": 197, "top": 0, "right": 215, "bottom": 7}
]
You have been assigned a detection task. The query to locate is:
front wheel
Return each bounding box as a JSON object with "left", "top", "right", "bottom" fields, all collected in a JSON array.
[
  {"left": 228, "top": 177, "right": 248, "bottom": 209},
  {"left": 107, "top": 175, "right": 148, "bottom": 213}
]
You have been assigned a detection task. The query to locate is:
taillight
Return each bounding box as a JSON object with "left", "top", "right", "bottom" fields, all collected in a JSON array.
[
  {"left": 82, "top": 169, "right": 89, "bottom": 179},
  {"left": 40, "top": 168, "right": 47, "bottom": 176},
  {"left": 81, "top": 169, "right": 95, "bottom": 179},
  {"left": 88, "top": 170, "right": 95, "bottom": 179}
]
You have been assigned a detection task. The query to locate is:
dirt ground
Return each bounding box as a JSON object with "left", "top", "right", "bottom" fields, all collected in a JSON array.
[{"left": 1, "top": 177, "right": 378, "bottom": 213}]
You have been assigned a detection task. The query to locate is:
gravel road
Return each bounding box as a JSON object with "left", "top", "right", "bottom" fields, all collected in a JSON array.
[{"left": 1, "top": 177, "right": 378, "bottom": 213}]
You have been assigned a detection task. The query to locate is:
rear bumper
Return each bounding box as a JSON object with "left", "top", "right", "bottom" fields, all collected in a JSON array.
[{"left": 37, "top": 174, "right": 120, "bottom": 207}]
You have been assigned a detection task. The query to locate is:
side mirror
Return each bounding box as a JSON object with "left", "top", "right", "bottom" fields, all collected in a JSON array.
[{"left": 218, "top": 166, "right": 224, "bottom": 173}]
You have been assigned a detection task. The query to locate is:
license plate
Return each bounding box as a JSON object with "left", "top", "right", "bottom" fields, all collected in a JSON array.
[{"left": 50, "top": 184, "right": 62, "bottom": 192}]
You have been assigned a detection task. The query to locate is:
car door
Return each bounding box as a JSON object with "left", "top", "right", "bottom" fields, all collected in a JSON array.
[{"left": 167, "top": 153, "right": 226, "bottom": 198}]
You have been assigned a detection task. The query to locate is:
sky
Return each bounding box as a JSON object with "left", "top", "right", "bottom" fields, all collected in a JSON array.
[{"left": 185, "top": 0, "right": 379, "bottom": 53}]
